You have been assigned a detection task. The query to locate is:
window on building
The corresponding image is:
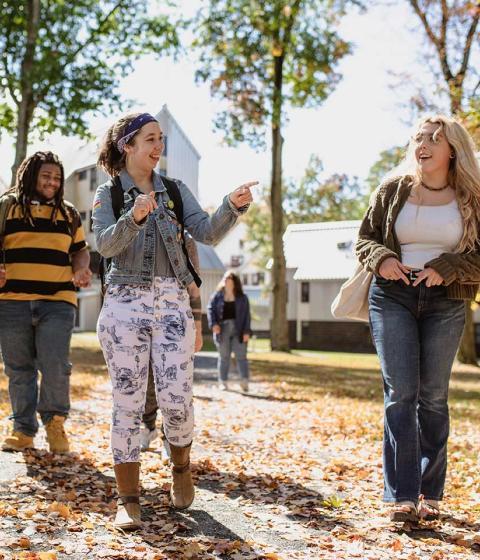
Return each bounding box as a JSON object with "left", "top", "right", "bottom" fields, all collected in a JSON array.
[
  {"left": 90, "top": 168, "right": 97, "bottom": 191},
  {"left": 301, "top": 282, "right": 310, "bottom": 303},
  {"left": 257, "top": 272, "right": 265, "bottom": 284},
  {"left": 239, "top": 239, "right": 244, "bottom": 249},
  {"left": 78, "top": 170, "right": 87, "bottom": 181},
  {"left": 242, "top": 274, "right": 249, "bottom": 285},
  {"left": 230, "top": 255, "right": 243, "bottom": 267}
]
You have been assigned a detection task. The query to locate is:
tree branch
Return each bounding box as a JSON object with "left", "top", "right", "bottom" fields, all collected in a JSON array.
[
  {"left": 473, "top": 77, "right": 480, "bottom": 97},
  {"left": 66, "top": 1, "right": 128, "bottom": 63},
  {"left": 458, "top": 10, "right": 479, "bottom": 78},
  {"left": 408, "top": 0, "right": 453, "bottom": 82}
]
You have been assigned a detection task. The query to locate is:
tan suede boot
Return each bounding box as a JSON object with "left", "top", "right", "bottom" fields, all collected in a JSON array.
[
  {"left": 45, "top": 415, "right": 69, "bottom": 453},
  {"left": 2, "top": 430, "right": 34, "bottom": 451},
  {"left": 114, "top": 462, "right": 141, "bottom": 530},
  {"left": 170, "top": 443, "right": 194, "bottom": 509}
]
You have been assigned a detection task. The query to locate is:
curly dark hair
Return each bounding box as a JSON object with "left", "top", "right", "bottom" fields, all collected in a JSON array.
[
  {"left": 97, "top": 112, "right": 144, "bottom": 176},
  {"left": 8, "top": 151, "right": 75, "bottom": 232},
  {"left": 217, "top": 270, "right": 244, "bottom": 297}
]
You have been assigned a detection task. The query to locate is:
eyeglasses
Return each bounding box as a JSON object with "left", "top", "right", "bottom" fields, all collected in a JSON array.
[{"left": 412, "top": 133, "right": 443, "bottom": 146}]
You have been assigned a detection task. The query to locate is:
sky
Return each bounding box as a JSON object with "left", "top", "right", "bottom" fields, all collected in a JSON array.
[{"left": 0, "top": 2, "right": 454, "bottom": 206}]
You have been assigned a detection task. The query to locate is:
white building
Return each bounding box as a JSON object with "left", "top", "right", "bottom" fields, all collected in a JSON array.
[
  {"left": 283, "top": 221, "right": 373, "bottom": 352},
  {"left": 63, "top": 105, "right": 224, "bottom": 331},
  {"left": 214, "top": 221, "right": 271, "bottom": 333}
]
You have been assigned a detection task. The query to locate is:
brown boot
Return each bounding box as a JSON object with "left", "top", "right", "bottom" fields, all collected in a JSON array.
[
  {"left": 45, "top": 415, "right": 69, "bottom": 453},
  {"left": 170, "top": 443, "right": 194, "bottom": 509},
  {"left": 114, "top": 462, "right": 141, "bottom": 530},
  {"left": 2, "top": 430, "right": 34, "bottom": 451}
]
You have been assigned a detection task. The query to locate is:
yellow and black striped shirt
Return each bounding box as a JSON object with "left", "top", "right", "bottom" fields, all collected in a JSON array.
[{"left": 0, "top": 202, "right": 87, "bottom": 306}]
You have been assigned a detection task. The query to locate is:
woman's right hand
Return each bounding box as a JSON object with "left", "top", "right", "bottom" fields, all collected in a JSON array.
[
  {"left": 212, "top": 324, "right": 221, "bottom": 335},
  {"left": 378, "top": 257, "right": 410, "bottom": 285},
  {"left": 133, "top": 191, "right": 158, "bottom": 224}
]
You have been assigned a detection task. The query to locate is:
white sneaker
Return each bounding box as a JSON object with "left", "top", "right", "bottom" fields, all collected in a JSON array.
[
  {"left": 240, "top": 379, "right": 249, "bottom": 393},
  {"left": 140, "top": 425, "right": 158, "bottom": 452},
  {"left": 161, "top": 436, "right": 171, "bottom": 461},
  {"left": 219, "top": 381, "right": 229, "bottom": 391}
]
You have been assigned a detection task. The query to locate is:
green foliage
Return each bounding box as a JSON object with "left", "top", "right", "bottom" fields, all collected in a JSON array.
[
  {"left": 193, "top": 0, "right": 360, "bottom": 148},
  {"left": 244, "top": 155, "right": 367, "bottom": 264},
  {"left": 460, "top": 97, "right": 480, "bottom": 145},
  {"left": 0, "top": 0, "right": 181, "bottom": 140},
  {"left": 366, "top": 146, "right": 406, "bottom": 192}
]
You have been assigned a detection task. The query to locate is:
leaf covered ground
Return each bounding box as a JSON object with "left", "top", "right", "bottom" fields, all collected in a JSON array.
[{"left": 1, "top": 333, "right": 480, "bottom": 559}]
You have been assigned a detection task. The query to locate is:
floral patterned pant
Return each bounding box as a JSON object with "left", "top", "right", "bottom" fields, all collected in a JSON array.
[{"left": 97, "top": 277, "right": 195, "bottom": 464}]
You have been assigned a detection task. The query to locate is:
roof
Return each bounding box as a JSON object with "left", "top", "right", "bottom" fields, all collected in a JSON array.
[
  {"left": 283, "top": 220, "right": 361, "bottom": 281},
  {"left": 197, "top": 243, "right": 225, "bottom": 271}
]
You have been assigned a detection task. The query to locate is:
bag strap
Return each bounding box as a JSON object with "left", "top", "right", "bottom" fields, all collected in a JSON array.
[
  {"left": 110, "top": 175, "right": 124, "bottom": 221},
  {"left": 162, "top": 177, "right": 201, "bottom": 288}
]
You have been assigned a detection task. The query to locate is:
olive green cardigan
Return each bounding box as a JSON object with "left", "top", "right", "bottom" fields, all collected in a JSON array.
[{"left": 355, "top": 175, "right": 480, "bottom": 300}]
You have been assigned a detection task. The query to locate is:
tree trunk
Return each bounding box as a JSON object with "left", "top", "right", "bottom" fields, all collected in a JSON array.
[
  {"left": 10, "top": 0, "right": 40, "bottom": 186},
  {"left": 448, "top": 84, "right": 477, "bottom": 365},
  {"left": 270, "top": 54, "right": 289, "bottom": 352},
  {"left": 457, "top": 304, "right": 477, "bottom": 365}
]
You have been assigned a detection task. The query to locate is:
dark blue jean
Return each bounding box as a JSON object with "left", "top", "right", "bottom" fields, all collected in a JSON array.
[
  {"left": 369, "top": 276, "right": 465, "bottom": 503},
  {"left": 0, "top": 300, "right": 75, "bottom": 436},
  {"left": 214, "top": 319, "right": 249, "bottom": 381}
]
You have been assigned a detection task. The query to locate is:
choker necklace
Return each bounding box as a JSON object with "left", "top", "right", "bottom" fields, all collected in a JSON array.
[{"left": 421, "top": 181, "right": 449, "bottom": 192}]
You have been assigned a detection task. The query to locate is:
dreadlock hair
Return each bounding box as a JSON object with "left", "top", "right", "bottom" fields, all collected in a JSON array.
[{"left": 9, "top": 151, "right": 75, "bottom": 233}]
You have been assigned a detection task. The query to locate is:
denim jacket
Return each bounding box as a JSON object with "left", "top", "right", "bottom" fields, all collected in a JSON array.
[
  {"left": 92, "top": 170, "right": 246, "bottom": 287},
  {"left": 207, "top": 290, "right": 252, "bottom": 339}
]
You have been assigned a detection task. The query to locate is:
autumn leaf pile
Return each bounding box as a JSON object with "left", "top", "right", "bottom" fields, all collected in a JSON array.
[{"left": 1, "top": 334, "right": 480, "bottom": 559}]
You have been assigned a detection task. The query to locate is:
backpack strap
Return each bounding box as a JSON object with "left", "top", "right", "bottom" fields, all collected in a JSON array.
[
  {"left": 110, "top": 175, "right": 124, "bottom": 220},
  {"left": 162, "top": 177, "right": 202, "bottom": 288}
]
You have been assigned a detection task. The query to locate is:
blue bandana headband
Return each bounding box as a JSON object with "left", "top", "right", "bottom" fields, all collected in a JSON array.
[{"left": 116, "top": 113, "right": 158, "bottom": 153}]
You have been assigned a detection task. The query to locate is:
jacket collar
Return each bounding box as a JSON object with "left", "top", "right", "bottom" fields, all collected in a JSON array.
[{"left": 119, "top": 169, "right": 166, "bottom": 195}]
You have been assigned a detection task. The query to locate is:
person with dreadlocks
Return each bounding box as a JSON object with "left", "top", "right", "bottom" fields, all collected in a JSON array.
[{"left": 0, "top": 151, "right": 91, "bottom": 454}]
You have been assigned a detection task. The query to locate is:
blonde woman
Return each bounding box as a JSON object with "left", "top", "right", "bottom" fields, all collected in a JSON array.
[{"left": 356, "top": 115, "right": 480, "bottom": 523}]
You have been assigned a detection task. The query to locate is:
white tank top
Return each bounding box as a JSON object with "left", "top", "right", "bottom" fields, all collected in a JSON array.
[{"left": 394, "top": 199, "right": 463, "bottom": 269}]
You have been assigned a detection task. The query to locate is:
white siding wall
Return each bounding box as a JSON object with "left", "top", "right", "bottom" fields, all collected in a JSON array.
[
  {"left": 157, "top": 110, "right": 199, "bottom": 197},
  {"left": 287, "top": 277, "right": 347, "bottom": 322},
  {"left": 65, "top": 166, "right": 109, "bottom": 251},
  {"left": 200, "top": 270, "right": 223, "bottom": 312}
]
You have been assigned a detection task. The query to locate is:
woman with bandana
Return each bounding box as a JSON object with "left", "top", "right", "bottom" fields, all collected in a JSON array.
[{"left": 92, "top": 112, "right": 257, "bottom": 529}]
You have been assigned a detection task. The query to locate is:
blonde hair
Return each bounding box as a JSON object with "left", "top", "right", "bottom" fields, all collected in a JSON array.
[{"left": 387, "top": 114, "right": 480, "bottom": 253}]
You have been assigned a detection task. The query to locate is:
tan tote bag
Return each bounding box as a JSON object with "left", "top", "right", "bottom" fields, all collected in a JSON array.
[{"left": 331, "top": 263, "right": 373, "bottom": 322}]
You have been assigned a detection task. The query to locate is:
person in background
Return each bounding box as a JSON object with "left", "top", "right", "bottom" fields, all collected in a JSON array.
[{"left": 207, "top": 270, "right": 252, "bottom": 392}]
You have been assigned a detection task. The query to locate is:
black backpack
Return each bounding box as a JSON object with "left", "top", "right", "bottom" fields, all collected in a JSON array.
[{"left": 99, "top": 175, "right": 202, "bottom": 291}]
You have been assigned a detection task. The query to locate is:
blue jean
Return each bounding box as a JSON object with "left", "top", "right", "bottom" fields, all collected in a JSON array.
[
  {"left": 214, "top": 319, "right": 249, "bottom": 381},
  {"left": 369, "top": 277, "right": 465, "bottom": 503},
  {"left": 0, "top": 300, "right": 75, "bottom": 436}
]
